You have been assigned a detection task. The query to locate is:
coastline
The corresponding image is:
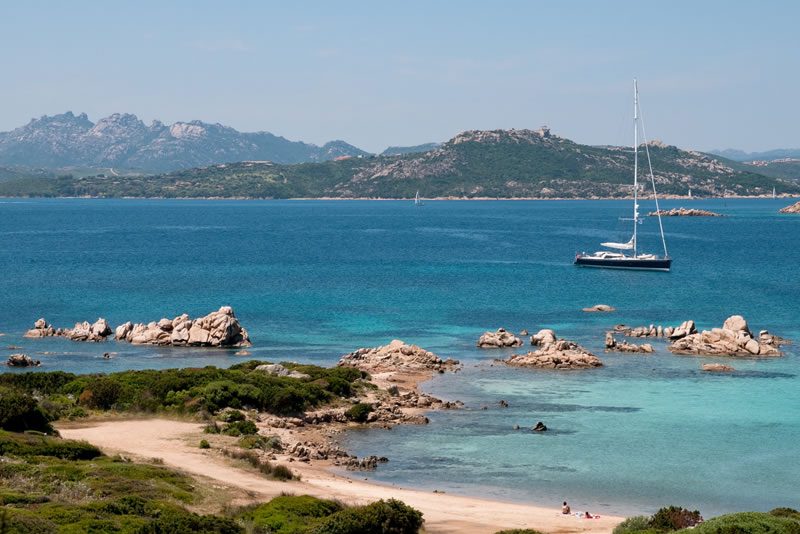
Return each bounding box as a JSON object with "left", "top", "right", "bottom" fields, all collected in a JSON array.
[
  {"left": 0, "top": 194, "right": 797, "bottom": 201},
  {"left": 59, "top": 418, "right": 623, "bottom": 533}
]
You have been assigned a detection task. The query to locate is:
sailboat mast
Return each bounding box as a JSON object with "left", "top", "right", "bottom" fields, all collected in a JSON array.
[{"left": 633, "top": 79, "right": 639, "bottom": 258}]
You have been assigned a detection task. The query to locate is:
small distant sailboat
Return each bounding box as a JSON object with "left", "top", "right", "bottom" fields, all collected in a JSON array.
[
  {"left": 688, "top": 188, "right": 692, "bottom": 199},
  {"left": 574, "top": 80, "right": 671, "bottom": 272},
  {"left": 773, "top": 187, "right": 777, "bottom": 199},
  {"left": 414, "top": 190, "right": 424, "bottom": 206}
]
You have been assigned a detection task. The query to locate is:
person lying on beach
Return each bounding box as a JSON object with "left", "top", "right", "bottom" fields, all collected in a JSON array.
[{"left": 562, "top": 501, "right": 571, "bottom": 514}]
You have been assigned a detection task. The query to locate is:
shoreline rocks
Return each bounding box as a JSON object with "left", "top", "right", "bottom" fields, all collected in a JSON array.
[
  {"left": 669, "top": 315, "right": 785, "bottom": 357},
  {"left": 339, "top": 340, "right": 460, "bottom": 375},
  {"left": 477, "top": 328, "right": 523, "bottom": 348},
  {"left": 6, "top": 353, "right": 40, "bottom": 367},
  {"left": 582, "top": 304, "right": 616, "bottom": 313},
  {"left": 779, "top": 201, "right": 800, "bottom": 214},
  {"left": 648, "top": 207, "right": 723, "bottom": 217},
  {"left": 24, "top": 317, "right": 113, "bottom": 342},
  {"left": 503, "top": 329, "right": 602, "bottom": 369},
  {"left": 604, "top": 332, "right": 653, "bottom": 353}
]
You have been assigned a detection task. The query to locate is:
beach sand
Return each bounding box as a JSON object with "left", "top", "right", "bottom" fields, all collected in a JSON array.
[{"left": 60, "top": 418, "right": 623, "bottom": 533}]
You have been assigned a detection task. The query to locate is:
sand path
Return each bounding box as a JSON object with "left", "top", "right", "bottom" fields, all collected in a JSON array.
[{"left": 61, "top": 419, "right": 622, "bottom": 534}]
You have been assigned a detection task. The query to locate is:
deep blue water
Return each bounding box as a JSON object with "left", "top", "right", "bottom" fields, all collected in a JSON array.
[{"left": 1, "top": 198, "right": 798, "bottom": 516}]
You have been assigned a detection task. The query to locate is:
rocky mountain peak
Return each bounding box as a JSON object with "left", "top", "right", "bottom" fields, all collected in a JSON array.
[{"left": 449, "top": 127, "right": 556, "bottom": 146}]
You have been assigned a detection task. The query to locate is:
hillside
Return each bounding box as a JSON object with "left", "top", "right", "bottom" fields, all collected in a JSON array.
[
  {"left": 0, "top": 112, "right": 368, "bottom": 172},
  {"left": 710, "top": 147, "right": 800, "bottom": 162},
  {"left": 2, "top": 128, "right": 797, "bottom": 199}
]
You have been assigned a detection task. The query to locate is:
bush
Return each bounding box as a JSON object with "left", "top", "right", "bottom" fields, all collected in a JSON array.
[
  {"left": 311, "top": 498, "right": 424, "bottom": 534},
  {"left": 199, "top": 440, "right": 210, "bottom": 449},
  {"left": 272, "top": 464, "right": 295, "bottom": 481},
  {"left": 613, "top": 516, "right": 656, "bottom": 534},
  {"left": 79, "top": 378, "right": 123, "bottom": 409},
  {"left": 137, "top": 510, "right": 243, "bottom": 533},
  {"left": 223, "top": 420, "right": 258, "bottom": 436},
  {"left": 239, "top": 434, "right": 283, "bottom": 451},
  {"left": 241, "top": 495, "right": 343, "bottom": 534},
  {"left": 219, "top": 409, "right": 246, "bottom": 423},
  {"left": 0, "top": 388, "right": 53, "bottom": 433},
  {"left": 689, "top": 511, "right": 800, "bottom": 534},
  {"left": 649, "top": 506, "right": 703, "bottom": 531},
  {"left": 345, "top": 403, "right": 373, "bottom": 423}
]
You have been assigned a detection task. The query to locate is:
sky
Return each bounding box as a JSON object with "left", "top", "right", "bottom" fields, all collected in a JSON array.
[{"left": 1, "top": 0, "right": 798, "bottom": 153}]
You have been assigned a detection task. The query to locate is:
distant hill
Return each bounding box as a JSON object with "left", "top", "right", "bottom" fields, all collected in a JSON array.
[
  {"left": 380, "top": 143, "right": 440, "bottom": 156},
  {"left": 710, "top": 148, "right": 800, "bottom": 162},
  {"left": 4, "top": 127, "right": 796, "bottom": 199},
  {"left": 0, "top": 112, "right": 369, "bottom": 172}
]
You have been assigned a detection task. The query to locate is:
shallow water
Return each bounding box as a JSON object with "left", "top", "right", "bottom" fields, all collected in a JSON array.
[{"left": 1, "top": 198, "right": 798, "bottom": 516}]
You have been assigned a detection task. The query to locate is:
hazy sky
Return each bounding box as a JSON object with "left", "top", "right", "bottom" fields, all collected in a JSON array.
[{"left": 2, "top": 1, "right": 798, "bottom": 152}]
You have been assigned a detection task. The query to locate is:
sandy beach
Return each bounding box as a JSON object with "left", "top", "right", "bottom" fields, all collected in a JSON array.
[{"left": 60, "top": 418, "right": 622, "bottom": 533}]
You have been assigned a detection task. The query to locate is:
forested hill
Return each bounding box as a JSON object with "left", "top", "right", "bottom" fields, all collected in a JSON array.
[{"left": 2, "top": 128, "right": 797, "bottom": 198}]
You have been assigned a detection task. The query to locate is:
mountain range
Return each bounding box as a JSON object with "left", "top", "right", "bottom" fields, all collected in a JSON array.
[
  {"left": 0, "top": 112, "right": 371, "bottom": 172},
  {"left": 709, "top": 148, "right": 800, "bottom": 162},
  {"left": 5, "top": 127, "right": 797, "bottom": 199}
]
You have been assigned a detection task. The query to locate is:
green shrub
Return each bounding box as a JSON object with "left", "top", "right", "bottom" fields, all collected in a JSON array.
[
  {"left": 79, "top": 377, "right": 124, "bottom": 409},
  {"left": 136, "top": 510, "right": 243, "bottom": 533},
  {"left": 649, "top": 506, "right": 703, "bottom": 531},
  {"left": 219, "top": 409, "right": 246, "bottom": 423},
  {"left": 223, "top": 420, "right": 258, "bottom": 436},
  {"left": 345, "top": 403, "right": 373, "bottom": 423},
  {"left": 0, "top": 431, "right": 101, "bottom": 460},
  {"left": 770, "top": 508, "right": 800, "bottom": 520},
  {"left": 238, "top": 434, "right": 282, "bottom": 451},
  {"left": 199, "top": 439, "right": 210, "bottom": 449},
  {"left": 613, "top": 516, "right": 657, "bottom": 534},
  {"left": 0, "top": 388, "right": 53, "bottom": 433},
  {"left": 311, "top": 498, "right": 424, "bottom": 534},
  {"left": 272, "top": 464, "right": 295, "bottom": 481},
  {"left": 241, "top": 495, "right": 343, "bottom": 534},
  {"left": 688, "top": 511, "right": 800, "bottom": 534}
]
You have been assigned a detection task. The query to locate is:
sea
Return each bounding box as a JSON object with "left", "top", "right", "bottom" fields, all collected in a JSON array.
[{"left": 1, "top": 198, "right": 798, "bottom": 517}]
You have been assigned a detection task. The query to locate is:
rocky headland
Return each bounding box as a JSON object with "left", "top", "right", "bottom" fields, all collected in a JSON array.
[
  {"left": 502, "top": 329, "right": 603, "bottom": 369},
  {"left": 669, "top": 315, "right": 786, "bottom": 357},
  {"left": 779, "top": 200, "right": 800, "bottom": 214},
  {"left": 476, "top": 328, "right": 523, "bottom": 348},
  {"left": 23, "top": 307, "right": 250, "bottom": 348},
  {"left": 648, "top": 207, "right": 723, "bottom": 217}
]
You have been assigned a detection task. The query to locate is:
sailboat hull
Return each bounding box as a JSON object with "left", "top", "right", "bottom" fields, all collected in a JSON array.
[{"left": 574, "top": 256, "right": 672, "bottom": 272}]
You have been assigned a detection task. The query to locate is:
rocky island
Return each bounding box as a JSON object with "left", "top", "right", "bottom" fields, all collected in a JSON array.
[
  {"left": 648, "top": 207, "right": 723, "bottom": 217},
  {"left": 503, "top": 329, "right": 603, "bottom": 369},
  {"left": 779, "top": 200, "right": 800, "bottom": 213},
  {"left": 669, "top": 315, "right": 787, "bottom": 357},
  {"left": 476, "top": 327, "right": 523, "bottom": 348}
]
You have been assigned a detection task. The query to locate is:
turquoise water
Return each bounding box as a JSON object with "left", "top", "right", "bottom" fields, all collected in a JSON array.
[{"left": 1, "top": 198, "right": 798, "bottom": 516}]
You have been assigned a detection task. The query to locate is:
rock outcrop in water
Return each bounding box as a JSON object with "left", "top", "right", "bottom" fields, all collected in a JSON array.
[
  {"left": 24, "top": 317, "right": 112, "bottom": 342},
  {"left": 669, "top": 315, "right": 786, "bottom": 357},
  {"left": 114, "top": 306, "right": 250, "bottom": 347},
  {"left": 582, "top": 304, "right": 615, "bottom": 313},
  {"left": 6, "top": 353, "right": 40, "bottom": 367},
  {"left": 502, "top": 329, "right": 602, "bottom": 369},
  {"left": 648, "top": 208, "right": 723, "bottom": 217},
  {"left": 477, "top": 328, "right": 523, "bottom": 348},
  {"left": 604, "top": 332, "right": 654, "bottom": 353},
  {"left": 339, "top": 340, "right": 460, "bottom": 374},
  {"left": 702, "top": 363, "right": 735, "bottom": 372},
  {"left": 614, "top": 320, "right": 697, "bottom": 340},
  {"left": 779, "top": 201, "right": 800, "bottom": 214}
]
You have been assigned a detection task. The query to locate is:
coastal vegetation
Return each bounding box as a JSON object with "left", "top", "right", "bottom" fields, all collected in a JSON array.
[
  {"left": 1, "top": 129, "right": 796, "bottom": 199},
  {"left": 0, "top": 431, "right": 424, "bottom": 533},
  {"left": 0, "top": 361, "right": 367, "bottom": 424},
  {"left": 612, "top": 505, "right": 800, "bottom": 534}
]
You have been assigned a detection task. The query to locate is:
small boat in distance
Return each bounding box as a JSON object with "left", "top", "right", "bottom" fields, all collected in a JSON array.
[
  {"left": 414, "top": 190, "right": 424, "bottom": 206},
  {"left": 575, "top": 79, "right": 671, "bottom": 272},
  {"left": 773, "top": 187, "right": 777, "bottom": 199}
]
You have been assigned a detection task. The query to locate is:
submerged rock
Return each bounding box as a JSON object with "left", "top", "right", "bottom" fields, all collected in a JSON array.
[
  {"left": 669, "top": 315, "right": 786, "bottom": 357},
  {"left": 702, "top": 363, "right": 735, "bottom": 372},
  {"left": 505, "top": 329, "right": 602, "bottom": 369},
  {"left": 7, "top": 353, "right": 40, "bottom": 367},
  {"left": 477, "top": 328, "right": 523, "bottom": 348}
]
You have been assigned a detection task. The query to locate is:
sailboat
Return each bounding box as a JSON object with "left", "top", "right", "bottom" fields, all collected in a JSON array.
[
  {"left": 773, "top": 187, "right": 777, "bottom": 199},
  {"left": 574, "top": 80, "right": 671, "bottom": 272},
  {"left": 414, "top": 190, "right": 424, "bottom": 206}
]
